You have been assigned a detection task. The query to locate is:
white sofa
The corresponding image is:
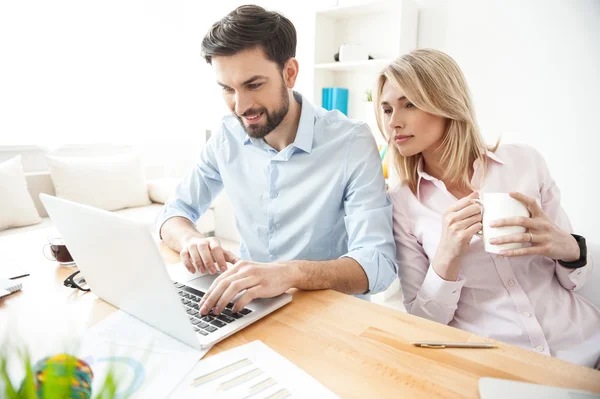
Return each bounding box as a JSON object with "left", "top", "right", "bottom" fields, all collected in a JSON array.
[
  {"left": 0, "top": 145, "right": 216, "bottom": 239},
  {"left": 0, "top": 172, "right": 217, "bottom": 239}
]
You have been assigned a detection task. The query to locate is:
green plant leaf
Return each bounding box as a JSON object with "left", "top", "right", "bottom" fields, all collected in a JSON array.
[
  {"left": 0, "top": 349, "right": 19, "bottom": 399},
  {"left": 94, "top": 366, "right": 120, "bottom": 399},
  {"left": 18, "top": 351, "right": 37, "bottom": 399}
]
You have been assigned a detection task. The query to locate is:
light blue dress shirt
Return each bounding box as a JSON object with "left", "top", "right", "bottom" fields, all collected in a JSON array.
[{"left": 157, "top": 93, "right": 397, "bottom": 294}]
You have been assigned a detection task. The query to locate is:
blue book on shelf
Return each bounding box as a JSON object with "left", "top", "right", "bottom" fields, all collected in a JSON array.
[{"left": 322, "top": 87, "right": 349, "bottom": 115}]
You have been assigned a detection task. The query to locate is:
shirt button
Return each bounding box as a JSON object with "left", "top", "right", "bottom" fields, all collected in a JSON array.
[
  {"left": 536, "top": 345, "right": 544, "bottom": 352},
  {"left": 269, "top": 224, "right": 276, "bottom": 232},
  {"left": 269, "top": 254, "right": 277, "bottom": 260},
  {"left": 523, "top": 312, "right": 531, "bottom": 318},
  {"left": 508, "top": 280, "right": 515, "bottom": 286},
  {"left": 270, "top": 192, "right": 279, "bottom": 199}
]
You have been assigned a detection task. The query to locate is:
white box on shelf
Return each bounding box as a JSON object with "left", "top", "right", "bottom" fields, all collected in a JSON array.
[{"left": 338, "top": 44, "right": 370, "bottom": 62}]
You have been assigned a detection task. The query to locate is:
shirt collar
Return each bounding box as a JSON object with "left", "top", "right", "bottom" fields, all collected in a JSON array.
[
  {"left": 416, "top": 149, "right": 504, "bottom": 199},
  {"left": 290, "top": 92, "right": 315, "bottom": 154},
  {"left": 416, "top": 156, "right": 435, "bottom": 182},
  {"left": 484, "top": 149, "right": 504, "bottom": 165},
  {"left": 240, "top": 92, "right": 315, "bottom": 154},
  {"left": 415, "top": 157, "right": 433, "bottom": 200}
]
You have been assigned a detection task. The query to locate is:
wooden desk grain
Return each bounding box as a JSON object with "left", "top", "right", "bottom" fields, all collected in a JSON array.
[{"left": 1, "top": 238, "right": 598, "bottom": 398}]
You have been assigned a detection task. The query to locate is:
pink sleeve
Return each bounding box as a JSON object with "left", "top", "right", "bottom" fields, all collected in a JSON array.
[
  {"left": 392, "top": 198, "right": 465, "bottom": 325},
  {"left": 534, "top": 148, "right": 593, "bottom": 290}
]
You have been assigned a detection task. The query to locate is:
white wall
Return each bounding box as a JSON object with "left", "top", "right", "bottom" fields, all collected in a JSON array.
[
  {"left": 0, "top": 1, "right": 202, "bottom": 145},
  {"left": 417, "top": 0, "right": 600, "bottom": 239},
  {"left": 0, "top": 1, "right": 322, "bottom": 145},
  {"left": 0, "top": 0, "right": 321, "bottom": 176},
  {"left": 7, "top": 0, "right": 595, "bottom": 238}
]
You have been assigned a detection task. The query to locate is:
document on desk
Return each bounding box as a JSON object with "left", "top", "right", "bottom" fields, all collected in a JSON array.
[
  {"left": 169, "top": 340, "right": 338, "bottom": 399},
  {"left": 79, "top": 310, "right": 210, "bottom": 398}
]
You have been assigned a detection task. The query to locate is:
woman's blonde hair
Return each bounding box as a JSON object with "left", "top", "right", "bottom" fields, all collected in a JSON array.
[{"left": 374, "top": 48, "right": 498, "bottom": 194}]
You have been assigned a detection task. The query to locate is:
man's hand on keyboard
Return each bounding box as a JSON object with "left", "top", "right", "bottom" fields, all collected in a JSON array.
[
  {"left": 198, "top": 260, "right": 298, "bottom": 315},
  {"left": 180, "top": 236, "right": 240, "bottom": 275}
]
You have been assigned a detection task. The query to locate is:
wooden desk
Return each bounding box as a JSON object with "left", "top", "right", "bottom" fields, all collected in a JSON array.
[{"left": 1, "top": 233, "right": 599, "bottom": 398}]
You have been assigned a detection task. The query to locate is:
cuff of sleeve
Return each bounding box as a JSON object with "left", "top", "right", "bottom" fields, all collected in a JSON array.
[
  {"left": 156, "top": 212, "right": 196, "bottom": 240},
  {"left": 418, "top": 266, "right": 466, "bottom": 306},
  {"left": 556, "top": 262, "right": 591, "bottom": 290},
  {"left": 340, "top": 250, "right": 396, "bottom": 295}
]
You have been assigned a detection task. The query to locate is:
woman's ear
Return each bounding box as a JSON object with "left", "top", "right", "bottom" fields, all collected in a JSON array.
[{"left": 282, "top": 58, "right": 299, "bottom": 88}]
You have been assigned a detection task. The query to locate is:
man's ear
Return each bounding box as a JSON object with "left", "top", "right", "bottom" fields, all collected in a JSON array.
[{"left": 282, "top": 58, "right": 299, "bottom": 88}]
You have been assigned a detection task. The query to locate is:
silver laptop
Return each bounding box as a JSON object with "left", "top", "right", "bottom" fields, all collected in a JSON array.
[
  {"left": 479, "top": 377, "right": 600, "bottom": 399},
  {"left": 40, "top": 194, "right": 292, "bottom": 350}
]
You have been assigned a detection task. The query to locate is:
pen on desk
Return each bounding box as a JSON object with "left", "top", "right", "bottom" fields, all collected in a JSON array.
[
  {"left": 412, "top": 342, "right": 498, "bottom": 349},
  {"left": 9, "top": 273, "right": 30, "bottom": 279}
]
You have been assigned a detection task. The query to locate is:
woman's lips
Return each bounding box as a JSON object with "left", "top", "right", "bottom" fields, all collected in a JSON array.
[{"left": 394, "top": 135, "right": 414, "bottom": 144}]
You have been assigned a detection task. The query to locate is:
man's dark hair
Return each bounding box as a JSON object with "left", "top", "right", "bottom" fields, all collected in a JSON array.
[{"left": 201, "top": 5, "right": 296, "bottom": 70}]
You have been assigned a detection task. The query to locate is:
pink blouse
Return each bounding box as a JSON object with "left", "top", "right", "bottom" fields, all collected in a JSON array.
[{"left": 389, "top": 143, "right": 600, "bottom": 368}]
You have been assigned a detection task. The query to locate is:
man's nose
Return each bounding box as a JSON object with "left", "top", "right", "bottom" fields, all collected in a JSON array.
[{"left": 235, "top": 92, "right": 253, "bottom": 116}]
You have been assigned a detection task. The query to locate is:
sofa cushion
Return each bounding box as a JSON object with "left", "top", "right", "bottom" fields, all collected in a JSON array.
[
  {"left": 147, "top": 178, "right": 179, "bottom": 204},
  {"left": 113, "top": 204, "right": 165, "bottom": 234},
  {"left": 0, "top": 156, "right": 42, "bottom": 231},
  {"left": 115, "top": 204, "right": 215, "bottom": 236},
  {"left": 0, "top": 217, "right": 53, "bottom": 238},
  {"left": 0, "top": 205, "right": 164, "bottom": 240},
  {"left": 0, "top": 204, "right": 216, "bottom": 239},
  {"left": 47, "top": 153, "right": 151, "bottom": 211}
]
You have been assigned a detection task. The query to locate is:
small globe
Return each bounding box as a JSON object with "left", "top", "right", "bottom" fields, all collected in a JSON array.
[{"left": 21, "top": 354, "right": 93, "bottom": 399}]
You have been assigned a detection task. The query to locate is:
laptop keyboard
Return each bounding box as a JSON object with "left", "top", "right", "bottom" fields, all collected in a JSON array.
[{"left": 173, "top": 281, "right": 252, "bottom": 336}]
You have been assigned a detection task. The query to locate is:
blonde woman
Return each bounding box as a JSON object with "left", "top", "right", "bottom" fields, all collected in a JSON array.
[{"left": 375, "top": 49, "right": 600, "bottom": 368}]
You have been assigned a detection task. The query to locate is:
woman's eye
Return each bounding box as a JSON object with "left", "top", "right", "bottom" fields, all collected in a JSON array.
[
  {"left": 406, "top": 102, "right": 414, "bottom": 109},
  {"left": 383, "top": 108, "right": 392, "bottom": 115}
]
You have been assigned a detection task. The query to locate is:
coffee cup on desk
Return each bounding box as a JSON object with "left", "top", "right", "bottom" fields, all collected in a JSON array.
[
  {"left": 43, "top": 235, "right": 75, "bottom": 266},
  {"left": 474, "top": 193, "right": 531, "bottom": 254}
]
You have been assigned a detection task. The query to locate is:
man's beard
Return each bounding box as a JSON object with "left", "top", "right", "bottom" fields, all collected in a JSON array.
[{"left": 236, "top": 85, "right": 289, "bottom": 139}]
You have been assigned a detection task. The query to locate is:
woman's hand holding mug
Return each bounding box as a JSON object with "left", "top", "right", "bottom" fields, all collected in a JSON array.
[
  {"left": 432, "top": 192, "right": 483, "bottom": 281},
  {"left": 488, "top": 192, "right": 579, "bottom": 262}
]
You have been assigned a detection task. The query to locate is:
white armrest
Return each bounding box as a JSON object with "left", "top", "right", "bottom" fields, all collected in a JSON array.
[
  {"left": 147, "top": 178, "right": 180, "bottom": 204},
  {"left": 147, "top": 178, "right": 216, "bottom": 236}
]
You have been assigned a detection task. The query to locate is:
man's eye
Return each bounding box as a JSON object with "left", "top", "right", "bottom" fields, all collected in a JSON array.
[{"left": 248, "top": 83, "right": 262, "bottom": 90}]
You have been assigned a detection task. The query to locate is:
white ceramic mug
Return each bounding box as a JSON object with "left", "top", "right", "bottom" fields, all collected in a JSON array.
[{"left": 474, "top": 193, "right": 531, "bottom": 254}]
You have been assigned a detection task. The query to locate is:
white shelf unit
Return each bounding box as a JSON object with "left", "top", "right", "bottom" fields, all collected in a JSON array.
[
  {"left": 312, "top": 0, "right": 418, "bottom": 141},
  {"left": 314, "top": 58, "right": 395, "bottom": 71}
]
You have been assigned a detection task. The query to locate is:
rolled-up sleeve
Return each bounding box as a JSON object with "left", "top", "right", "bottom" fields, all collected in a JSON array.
[
  {"left": 533, "top": 147, "right": 594, "bottom": 290},
  {"left": 340, "top": 124, "right": 397, "bottom": 294},
  {"left": 391, "top": 193, "right": 464, "bottom": 325},
  {"left": 156, "top": 133, "right": 224, "bottom": 238}
]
